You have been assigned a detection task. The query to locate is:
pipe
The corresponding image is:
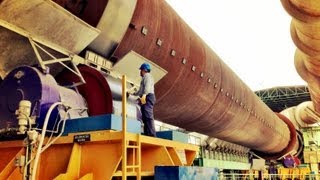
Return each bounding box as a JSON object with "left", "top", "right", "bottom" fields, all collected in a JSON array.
[
  {"left": 0, "top": 0, "right": 300, "bottom": 158},
  {"left": 295, "top": 101, "right": 320, "bottom": 124},
  {"left": 281, "top": 0, "right": 320, "bottom": 117},
  {"left": 281, "top": 101, "right": 319, "bottom": 128},
  {"left": 31, "top": 102, "right": 63, "bottom": 180},
  {"left": 112, "top": 0, "right": 298, "bottom": 158},
  {"left": 52, "top": 0, "right": 299, "bottom": 158}
]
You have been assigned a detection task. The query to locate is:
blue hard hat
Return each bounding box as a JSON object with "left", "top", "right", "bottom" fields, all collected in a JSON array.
[{"left": 139, "top": 63, "right": 151, "bottom": 72}]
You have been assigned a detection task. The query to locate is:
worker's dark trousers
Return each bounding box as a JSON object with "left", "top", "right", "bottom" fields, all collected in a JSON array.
[{"left": 141, "top": 94, "right": 156, "bottom": 137}]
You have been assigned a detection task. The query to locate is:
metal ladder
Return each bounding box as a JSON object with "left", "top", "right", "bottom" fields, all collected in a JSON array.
[
  {"left": 125, "top": 135, "right": 142, "bottom": 179},
  {"left": 121, "top": 75, "right": 141, "bottom": 179}
]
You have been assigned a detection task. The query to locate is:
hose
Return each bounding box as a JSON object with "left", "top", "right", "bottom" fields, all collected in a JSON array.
[{"left": 31, "top": 102, "right": 63, "bottom": 180}]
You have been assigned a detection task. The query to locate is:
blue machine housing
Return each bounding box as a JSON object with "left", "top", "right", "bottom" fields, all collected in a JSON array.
[
  {"left": 0, "top": 65, "right": 142, "bottom": 140},
  {"left": 0, "top": 66, "right": 61, "bottom": 131},
  {"left": 0, "top": 66, "right": 88, "bottom": 133}
]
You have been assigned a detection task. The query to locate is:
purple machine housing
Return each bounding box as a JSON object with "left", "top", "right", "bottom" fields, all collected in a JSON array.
[{"left": 0, "top": 66, "right": 87, "bottom": 132}]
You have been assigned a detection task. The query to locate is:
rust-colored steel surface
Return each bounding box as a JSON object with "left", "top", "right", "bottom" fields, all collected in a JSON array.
[
  {"left": 110, "top": 0, "right": 295, "bottom": 156},
  {"left": 281, "top": 0, "right": 320, "bottom": 115},
  {"left": 0, "top": 0, "right": 297, "bottom": 157}
]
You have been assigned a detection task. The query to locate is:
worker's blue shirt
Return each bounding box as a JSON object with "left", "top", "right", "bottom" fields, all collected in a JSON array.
[{"left": 134, "top": 73, "right": 155, "bottom": 97}]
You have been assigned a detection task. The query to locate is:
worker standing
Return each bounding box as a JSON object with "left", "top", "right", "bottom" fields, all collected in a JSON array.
[{"left": 129, "top": 63, "right": 156, "bottom": 137}]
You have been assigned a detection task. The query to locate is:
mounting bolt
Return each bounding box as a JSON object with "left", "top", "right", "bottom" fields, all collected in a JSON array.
[
  {"left": 182, "top": 58, "right": 187, "bottom": 64},
  {"left": 171, "top": 49, "right": 176, "bottom": 56},
  {"left": 141, "top": 26, "right": 148, "bottom": 36},
  {"left": 191, "top": 66, "right": 196, "bottom": 72},
  {"left": 156, "top": 38, "right": 162, "bottom": 46}
]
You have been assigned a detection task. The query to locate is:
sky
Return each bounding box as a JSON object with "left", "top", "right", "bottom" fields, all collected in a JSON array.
[{"left": 166, "top": 0, "right": 306, "bottom": 91}]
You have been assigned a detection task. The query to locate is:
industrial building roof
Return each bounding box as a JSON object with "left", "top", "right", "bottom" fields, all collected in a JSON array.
[{"left": 255, "top": 85, "right": 311, "bottom": 112}]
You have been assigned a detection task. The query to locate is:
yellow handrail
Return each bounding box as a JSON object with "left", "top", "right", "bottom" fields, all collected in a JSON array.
[{"left": 122, "top": 75, "right": 127, "bottom": 180}]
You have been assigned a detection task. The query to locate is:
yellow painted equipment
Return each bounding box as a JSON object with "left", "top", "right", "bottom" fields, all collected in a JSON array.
[
  {"left": 0, "top": 75, "right": 198, "bottom": 179},
  {"left": 278, "top": 167, "right": 311, "bottom": 180},
  {"left": 0, "top": 131, "right": 198, "bottom": 179}
]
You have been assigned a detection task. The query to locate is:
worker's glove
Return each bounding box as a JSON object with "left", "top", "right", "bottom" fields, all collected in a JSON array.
[
  {"left": 127, "top": 87, "right": 137, "bottom": 99},
  {"left": 127, "top": 87, "right": 137, "bottom": 94},
  {"left": 140, "top": 94, "right": 147, "bottom": 105}
]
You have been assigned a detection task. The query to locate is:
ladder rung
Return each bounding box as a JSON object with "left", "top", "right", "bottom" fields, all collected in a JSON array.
[
  {"left": 127, "top": 165, "right": 140, "bottom": 168},
  {"left": 127, "top": 145, "right": 139, "bottom": 148}
]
